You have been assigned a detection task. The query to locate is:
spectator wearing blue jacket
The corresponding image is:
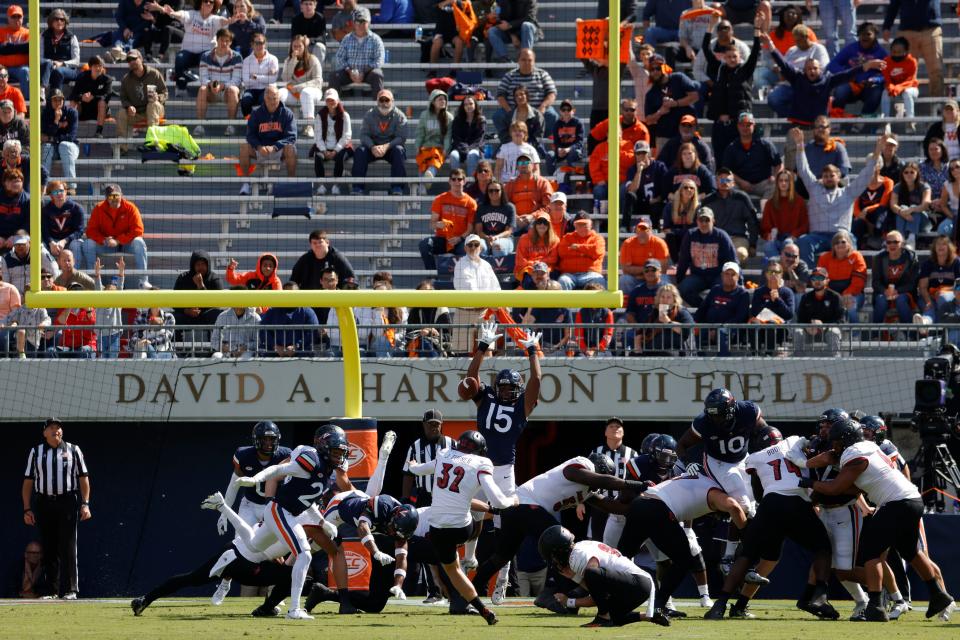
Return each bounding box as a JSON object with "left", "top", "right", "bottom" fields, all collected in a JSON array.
[
  {"left": 694, "top": 261, "right": 750, "bottom": 355},
  {"left": 639, "top": 0, "right": 692, "bottom": 45},
  {"left": 259, "top": 282, "right": 319, "bottom": 356},
  {"left": 675, "top": 207, "right": 738, "bottom": 306},
  {"left": 826, "top": 23, "right": 888, "bottom": 117},
  {"left": 238, "top": 84, "right": 297, "bottom": 195},
  {"left": 40, "top": 91, "right": 79, "bottom": 192},
  {"left": 372, "top": 0, "right": 413, "bottom": 24},
  {"left": 748, "top": 261, "right": 795, "bottom": 352},
  {"left": 41, "top": 182, "right": 86, "bottom": 260}
]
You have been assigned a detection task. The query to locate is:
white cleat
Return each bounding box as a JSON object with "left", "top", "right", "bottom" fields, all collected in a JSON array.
[
  {"left": 201, "top": 492, "right": 225, "bottom": 511},
  {"left": 285, "top": 608, "right": 314, "bottom": 620},
  {"left": 211, "top": 579, "right": 231, "bottom": 605},
  {"left": 850, "top": 601, "right": 867, "bottom": 620},
  {"left": 460, "top": 558, "right": 478, "bottom": 572},
  {"left": 889, "top": 600, "right": 909, "bottom": 620},
  {"left": 491, "top": 578, "right": 508, "bottom": 605},
  {"left": 666, "top": 596, "right": 675, "bottom": 610},
  {"left": 939, "top": 601, "right": 954, "bottom": 622},
  {"left": 699, "top": 595, "right": 714, "bottom": 608},
  {"left": 380, "top": 431, "right": 397, "bottom": 457}
]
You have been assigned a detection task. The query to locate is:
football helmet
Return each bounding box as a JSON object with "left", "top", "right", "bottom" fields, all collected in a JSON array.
[
  {"left": 704, "top": 388, "right": 736, "bottom": 429},
  {"left": 253, "top": 421, "right": 281, "bottom": 455},
  {"left": 640, "top": 432, "right": 661, "bottom": 455},
  {"left": 457, "top": 430, "right": 488, "bottom": 456},
  {"left": 315, "top": 424, "right": 350, "bottom": 467},
  {"left": 495, "top": 368, "right": 524, "bottom": 403},
  {"left": 387, "top": 504, "right": 419, "bottom": 540},
  {"left": 829, "top": 418, "right": 863, "bottom": 452},
  {"left": 817, "top": 408, "right": 849, "bottom": 437},
  {"left": 538, "top": 525, "right": 576, "bottom": 570},
  {"left": 588, "top": 452, "right": 616, "bottom": 476},
  {"left": 749, "top": 426, "right": 783, "bottom": 453},
  {"left": 651, "top": 434, "right": 679, "bottom": 471},
  {"left": 859, "top": 415, "right": 888, "bottom": 445}
]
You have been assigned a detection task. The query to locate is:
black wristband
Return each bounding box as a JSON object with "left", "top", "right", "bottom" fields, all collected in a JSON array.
[
  {"left": 23, "top": 508, "right": 32, "bottom": 514},
  {"left": 477, "top": 340, "right": 491, "bottom": 353},
  {"left": 526, "top": 346, "right": 537, "bottom": 356},
  {"left": 81, "top": 501, "right": 90, "bottom": 506}
]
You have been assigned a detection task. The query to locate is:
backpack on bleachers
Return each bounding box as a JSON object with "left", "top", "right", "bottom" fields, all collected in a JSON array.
[{"left": 140, "top": 125, "right": 202, "bottom": 176}]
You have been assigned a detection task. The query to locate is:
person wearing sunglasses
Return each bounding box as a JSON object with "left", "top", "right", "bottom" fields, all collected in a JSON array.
[
  {"left": 146, "top": 0, "right": 235, "bottom": 91},
  {"left": 83, "top": 183, "right": 150, "bottom": 289},
  {"left": 779, "top": 240, "right": 811, "bottom": 306},
  {"left": 556, "top": 212, "right": 606, "bottom": 291},
  {"left": 889, "top": 161, "right": 932, "bottom": 248},
  {"left": 240, "top": 35, "right": 280, "bottom": 117},
  {"left": 747, "top": 259, "right": 795, "bottom": 354},
  {"left": 475, "top": 180, "right": 516, "bottom": 257},
  {"left": 815, "top": 229, "right": 866, "bottom": 324},
  {"left": 620, "top": 216, "right": 669, "bottom": 295},
  {"left": 796, "top": 267, "right": 844, "bottom": 353},
  {"left": 0, "top": 168, "right": 27, "bottom": 251},
  {"left": 331, "top": 8, "right": 386, "bottom": 95},
  {"left": 0, "top": 6, "right": 29, "bottom": 101},
  {"left": 115, "top": 50, "right": 167, "bottom": 153},
  {"left": 420, "top": 169, "right": 477, "bottom": 270},
  {"left": 869, "top": 231, "right": 919, "bottom": 326},
  {"left": 41, "top": 180, "right": 85, "bottom": 264},
  {"left": 354, "top": 89, "right": 408, "bottom": 196},
  {"left": 40, "top": 9, "right": 80, "bottom": 98}
]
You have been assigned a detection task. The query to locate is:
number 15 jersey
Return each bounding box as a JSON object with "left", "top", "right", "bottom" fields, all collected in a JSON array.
[
  {"left": 429, "top": 448, "right": 495, "bottom": 528},
  {"left": 475, "top": 384, "right": 529, "bottom": 466}
]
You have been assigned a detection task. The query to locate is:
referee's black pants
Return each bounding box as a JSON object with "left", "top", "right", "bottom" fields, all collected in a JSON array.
[
  {"left": 36, "top": 493, "right": 80, "bottom": 596},
  {"left": 583, "top": 566, "right": 654, "bottom": 623}
]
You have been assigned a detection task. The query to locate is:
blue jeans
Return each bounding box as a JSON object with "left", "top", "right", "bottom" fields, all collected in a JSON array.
[
  {"left": 366, "top": 335, "right": 393, "bottom": 358},
  {"left": 82, "top": 237, "right": 149, "bottom": 288},
  {"left": 796, "top": 231, "right": 837, "bottom": 268},
  {"left": 7, "top": 65, "right": 28, "bottom": 100},
  {"left": 872, "top": 292, "right": 913, "bottom": 323},
  {"left": 174, "top": 50, "right": 203, "bottom": 87},
  {"left": 240, "top": 88, "right": 265, "bottom": 117},
  {"left": 449, "top": 148, "right": 481, "bottom": 176},
  {"left": 768, "top": 84, "right": 792, "bottom": 118},
  {"left": 761, "top": 235, "right": 796, "bottom": 260},
  {"left": 558, "top": 271, "right": 606, "bottom": 290},
  {"left": 486, "top": 236, "right": 515, "bottom": 256},
  {"left": 818, "top": 0, "right": 856, "bottom": 58},
  {"left": 755, "top": 65, "right": 780, "bottom": 92},
  {"left": 487, "top": 22, "right": 537, "bottom": 59},
  {"left": 352, "top": 145, "right": 408, "bottom": 193},
  {"left": 894, "top": 211, "right": 932, "bottom": 238},
  {"left": 678, "top": 273, "right": 716, "bottom": 307},
  {"left": 832, "top": 81, "right": 884, "bottom": 115},
  {"left": 641, "top": 26, "right": 679, "bottom": 46},
  {"left": 881, "top": 87, "right": 918, "bottom": 118},
  {"left": 41, "top": 141, "right": 79, "bottom": 185},
  {"left": 273, "top": 0, "right": 300, "bottom": 21},
  {"left": 845, "top": 293, "right": 864, "bottom": 323},
  {"left": 925, "top": 292, "right": 955, "bottom": 322},
  {"left": 419, "top": 235, "right": 466, "bottom": 270},
  {"left": 492, "top": 106, "right": 558, "bottom": 144},
  {"left": 938, "top": 218, "right": 954, "bottom": 237},
  {"left": 98, "top": 332, "right": 121, "bottom": 358},
  {"left": 41, "top": 62, "right": 80, "bottom": 95}
]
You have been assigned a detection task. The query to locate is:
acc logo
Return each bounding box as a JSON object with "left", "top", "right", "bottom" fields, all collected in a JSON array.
[
  {"left": 347, "top": 443, "right": 366, "bottom": 468},
  {"left": 344, "top": 549, "right": 369, "bottom": 577}
]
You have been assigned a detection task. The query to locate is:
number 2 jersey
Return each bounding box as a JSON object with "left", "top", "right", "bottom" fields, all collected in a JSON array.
[
  {"left": 691, "top": 400, "right": 762, "bottom": 463},
  {"left": 516, "top": 456, "right": 598, "bottom": 515},
  {"left": 474, "top": 383, "right": 529, "bottom": 466},
  {"left": 429, "top": 448, "right": 495, "bottom": 528},
  {"left": 840, "top": 441, "right": 920, "bottom": 507},
  {"left": 233, "top": 445, "right": 293, "bottom": 505},
  {"left": 274, "top": 444, "right": 344, "bottom": 517},
  {"left": 745, "top": 435, "right": 811, "bottom": 500}
]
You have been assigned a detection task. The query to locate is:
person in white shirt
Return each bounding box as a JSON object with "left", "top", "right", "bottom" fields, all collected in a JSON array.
[
  {"left": 313, "top": 88, "right": 353, "bottom": 194},
  {"left": 196, "top": 29, "right": 243, "bottom": 134},
  {"left": 146, "top": 0, "right": 234, "bottom": 91},
  {"left": 803, "top": 418, "right": 954, "bottom": 622},
  {"left": 277, "top": 35, "right": 323, "bottom": 137},
  {"left": 240, "top": 36, "right": 280, "bottom": 116},
  {"left": 538, "top": 525, "right": 670, "bottom": 628},
  {"left": 453, "top": 234, "right": 500, "bottom": 292}
]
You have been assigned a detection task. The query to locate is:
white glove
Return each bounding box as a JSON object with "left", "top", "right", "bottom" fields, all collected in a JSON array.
[
  {"left": 477, "top": 320, "right": 502, "bottom": 347},
  {"left": 389, "top": 585, "right": 406, "bottom": 600},
  {"left": 519, "top": 331, "right": 542, "bottom": 350},
  {"left": 373, "top": 550, "right": 394, "bottom": 566},
  {"left": 233, "top": 476, "right": 256, "bottom": 488},
  {"left": 322, "top": 519, "right": 339, "bottom": 540},
  {"left": 216, "top": 512, "right": 229, "bottom": 536}
]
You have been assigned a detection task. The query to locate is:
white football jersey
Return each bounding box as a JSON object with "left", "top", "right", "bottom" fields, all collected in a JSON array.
[
  {"left": 841, "top": 441, "right": 920, "bottom": 507},
  {"left": 413, "top": 506, "right": 432, "bottom": 539},
  {"left": 745, "top": 435, "right": 811, "bottom": 500},
  {"left": 428, "top": 448, "right": 495, "bottom": 528},
  {"left": 517, "top": 456, "right": 597, "bottom": 514},
  {"left": 568, "top": 539, "right": 648, "bottom": 584},
  {"left": 646, "top": 473, "right": 722, "bottom": 521}
]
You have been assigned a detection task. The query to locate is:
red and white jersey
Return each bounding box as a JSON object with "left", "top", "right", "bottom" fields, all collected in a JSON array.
[
  {"left": 646, "top": 473, "right": 721, "bottom": 521},
  {"left": 517, "top": 456, "right": 597, "bottom": 514},
  {"left": 745, "top": 435, "right": 811, "bottom": 500},
  {"left": 841, "top": 441, "right": 920, "bottom": 507},
  {"left": 428, "top": 448, "right": 495, "bottom": 528},
  {"left": 568, "top": 539, "right": 648, "bottom": 584}
]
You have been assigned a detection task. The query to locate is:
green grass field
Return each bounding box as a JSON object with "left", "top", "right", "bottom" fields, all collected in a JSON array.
[{"left": 0, "top": 598, "right": 951, "bottom": 640}]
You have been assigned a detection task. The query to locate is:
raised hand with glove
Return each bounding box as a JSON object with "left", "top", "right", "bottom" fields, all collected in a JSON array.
[{"left": 477, "top": 320, "right": 502, "bottom": 353}]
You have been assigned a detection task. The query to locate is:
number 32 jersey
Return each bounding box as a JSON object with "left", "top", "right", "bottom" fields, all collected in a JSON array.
[
  {"left": 691, "top": 400, "right": 762, "bottom": 463},
  {"left": 274, "top": 445, "right": 337, "bottom": 517},
  {"left": 429, "top": 448, "right": 495, "bottom": 528},
  {"left": 745, "top": 435, "right": 811, "bottom": 499},
  {"left": 475, "top": 384, "right": 528, "bottom": 467}
]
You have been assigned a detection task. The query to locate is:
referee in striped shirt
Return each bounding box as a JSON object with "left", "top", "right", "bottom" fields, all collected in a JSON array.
[
  {"left": 588, "top": 417, "right": 637, "bottom": 541},
  {"left": 21, "top": 418, "right": 91, "bottom": 600}
]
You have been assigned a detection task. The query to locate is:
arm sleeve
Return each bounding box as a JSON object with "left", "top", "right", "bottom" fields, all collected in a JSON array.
[
  {"left": 250, "top": 459, "right": 309, "bottom": 483},
  {"left": 479, "top": 471, "right": 515, "bottom": 509},
  {"left": 407, "top": 460, "right": 436, "bottom": 476},
  {"left": 882, "top": 0, "right": 901, "bottom": 31},
  {"left": 223, "top": 472, "right": 240, "bottom": 507},
  {"left": 794, "top": 144, "right": 817, "bottom": 191}
]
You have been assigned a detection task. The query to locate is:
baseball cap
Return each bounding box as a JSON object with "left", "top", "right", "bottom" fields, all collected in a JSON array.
[
  {"left": 7, "top": 5, "right": 23, "bottom": 17},
  {"left": 376, "top": 88, "right": 393, "bottom": 101},
  {"left": 125, "top": 48, "right": 142, "bottom": 60},
  {"left": 697, "top": 207, "right": 714, "bottom": 220},
  {"left": 810, "top": 266, "right": 829, "bottom": 280},
  {"left": 323, "top": 88, "right": 339, "bottom": 102},
  {"left": 517, "top": 152, "right": 532, "bottom": 162},
  {"left": 722, "top": 261, "right": 740, "bottom": 274},
  {"left": 636, "top": 215, "right": 652, "bottom": 229},
  {"left": 422, "top": 408, "right": 443, "bottom": 423},
  {"left": 49, "top": 88, "right": 65, "bottom": 101},
  {"left": 0, "top": 99, "right": 13, "bottom": 111},
  {"left": 464, "top": 233, "right": 483, "bottom": 246},
  {"left": 679, "top": 114, "right": 697, "bottom": 126},
  {"left": 104, "top": 183, "right": 122, "bottom": 196},
  {"left": 532, "top": 261, "right": 550, "bottom": 273},
  {"left": 12, "top": 234, "right": 28, "bottom": 245},
  {"left": 559, "top": 98, "right": 573, "bottom": 110},
  {"left": 634, "top": 140, "right": 650, "bottom": 154},
  {"left": 644, "top": 258, "right": 662, "bottom": 269},
  {"left": 738, "top": 111, "right": 755, "bottom": 124},
  {"left": 353, "top": 7, "right": 371, "bottom": 21},
  {"left": 549, "top": 191, "right": 567, "bottom": 205},
  {"left": 573, "top": 211, "right": 592, "bottom": 224},
  {"left": 40, "top": 268, "right": 52, "bottom": 277},
  {"left": 885, "top": 136, "right": 899, "bottom": 147},
  {"left": 606, "top": 416, "right": 625, "bottom": 427},
  {"left": 43, "top": 417, "right": 63, "bottom": 429}
]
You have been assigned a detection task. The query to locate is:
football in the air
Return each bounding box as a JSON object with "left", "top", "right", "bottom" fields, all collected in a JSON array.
[{"left": 458, "top": 377, "right": 480, "bottom": 400}]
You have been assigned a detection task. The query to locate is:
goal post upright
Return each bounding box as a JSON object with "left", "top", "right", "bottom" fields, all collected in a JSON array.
[
  {"left": 607, "top": 0, "right": 621, "bottom": 294},
  {"left": 28, "top": 0, "right": 41, "bottom": 300}
]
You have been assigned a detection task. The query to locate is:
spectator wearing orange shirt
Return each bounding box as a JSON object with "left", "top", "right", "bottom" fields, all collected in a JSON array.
[
  {"left": 504, "top": 153, "right": 554, "bottom": 235},
  {"left": 51, "top": 282, "right": 97, "bottom": 358},
  {"left": 816, "top": 229, "right": 866, "bottom": 323},
  {"left": 619, "top": 215, "right": 670, "bottom": 294},
  {"left": 880, "top": 38, "right": 919, "bottom": 126},
  {"left": 589, "top": 99, "right": 650, "bottom": 156},
  {"left": 851, "top": 162, "right": 894, "bottom": 248},
  {"left": 82, "top": 184, "right": 149, "bottom": 289},
  {"left": 514, "top": 212, "right": 558, "bottom": 288},
  {"left": 226, "top": 253, "right": 281, "bottom": 290},
  {"left": 760, "top": 169, "right": 809, "bottom": 259},
  {"left": 588, "top": 138, "right": 633, "bottom": 204},
  {"left": 419, "top": 169, "right": 478, "bottom": 270},
  {"left": 574, "top": 282, "right": 614, "bottom": 356},
  {"left": 556, "top": 212, "right": 606, "bottom": 290},
  {"left": 0, "top": 6, "right": 29, "bottom": 101},
  {"left": 0, "top": 65, "right": 25, "bottom": 115}
]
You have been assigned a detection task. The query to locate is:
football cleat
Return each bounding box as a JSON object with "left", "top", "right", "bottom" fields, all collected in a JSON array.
[
  {"left": 888, "top": 600, "right": 908, "bottom": 620},
  {"left": 719, "top": 556, "right": 734, "bottom": 575},
  {"left": 201, "top": 492, "right": 225, "bottom": 511},
  {"left": 338, "top": 600, "right": 359, "bottom": 615},
  {"left": 865, "top": 604, "right": 889, "bottom": 622},
  {"left": 423, "top": 595, "right": 447, "bottom": 605},
  {"left": 850, "top": 602, "right": 868, "bottom": 621},
  {"left": 251, "top": 605, "right": 280, "bottom": 617},
  {"left": 926, "top": 592, "right": 955, "bottom": 620},
  {"left": 699, "top": 595, "right": 714, "bottom": 608},
  {"left": 380, "top": 431, "right": 397, "bottom": 457},
  {"left": 650, "top": 609, "right": 671, "bottom": 626},
  {"left": 460, "top": 558, "right": 478, "bottom": 572},
  {"left": 305, "top": 583, "right": 336, "bottom": 612},
  {"left": 798, "top": 599, "right": 840, "bottom": 620},
  {"left": 703, "top": 601, "right": 727, "bottom": 620},
  {"left": 581, "top": 616, "right": 613, "bottom": 628},
  {"left": 285, "top": 608, "right": 314, "bottom": 620},
  {"left": 211, "top": 579, "right": 230, "bottom": 605},
  {"left": 130, "top": 597, "right": 146, "bottom": 616},
  {"left": 939, "top": 603, "right": 954, "bottom": 622},
  {"left": 744, "top": 569, "right": 770, "bottom": 585},
  {"left": 449, "top": 604, "right": 480, "bottom": 615},
  {"left": 482, "top": 608, "right": 499, "bottom": 625},
  {"left": 663, "top": 607, "right": 687, "bottom": 618},
  {"left": 729, "top": 605, "right": 756, "bottom": 619},
  {"left": 491, "top": 578, "right": 508, "bottom": 605}
]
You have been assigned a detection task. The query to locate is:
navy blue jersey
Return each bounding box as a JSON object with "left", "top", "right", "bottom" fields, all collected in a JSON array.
[
  {"left": 625, "top": 453, "right": 684, "bottom": 484},
  {"left": 879, "top": 439, "right": 906, "bottom": 472},
  {"left": 233, "top": 445, "right": 293, "bottom": 505},
  {"left": 475, "top": 383, "right": 529, "bottom": 466},
  {"left": 275, "top": 445, "right": 336, "bottom": 516},
  {"left": 691, "top": 400, "right": 762, "bottom": 463},
  {"left": 329, "top": 493, "right": 402, "bottom": 534}
]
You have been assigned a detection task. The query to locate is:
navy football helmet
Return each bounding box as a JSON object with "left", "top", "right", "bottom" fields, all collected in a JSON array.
[
  {"left": 457, "top": 430, "right": 488, "bottom": 456},
  {"left": 315, "top": 424, "right": 350, "bottom": 466},
  {"left": 704, "top": 388, "right": 736, "bottom": 429},
  {"left": 538, "top": 525, "right": 576, "bottom": 569},
  {"left": 859, "top": 415, "right": 888, "bottom": 445},
  {"left": 817, "top": 408, "right": 849, "bottom": 437},
  {"left": 588, "top": 452, "right": 616, "bottom": 476},
  {"left": 651, "top": 435, "right": 679, "bottom": 471},
  {"left": 749, "top": 426, "right": 783, "bottom": 453},
  {"left": 829, "top": 418, "right": 863, "bottom": 452},
  {"left": 253, "top": 421, "right": 281, "bottom": 456},
  {"left": 495, "top": 368, "right": 524, "bottom": 403},
  {"left": 640, "top": 433, "right": 661, "bottom": 455},
  {"left": 387, "top": 504, "right": 419, "bottom": 540}
]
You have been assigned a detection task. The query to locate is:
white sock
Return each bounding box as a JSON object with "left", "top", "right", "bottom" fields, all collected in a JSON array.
[
  {"left": 724, "top": 541, "right": 739, "bottom": 558},
  {"left": 890, "top": 590, "right": 903, "bottom": 603},
  {"left": 842, "top": 580, "right": 868, "bottom": 605},
  {"left": 366, "top": 443, "right": 391, "bottom": 497},
  {"left": 497, "top": 562, "right": 510, "bottom": 584},
  {"left": 463, "top": 537, "right": 478, "bottom": 564},
  {"left": 290, "top": 551, "right": 312, "bottom": 611},
  {"left": 698, "top": 584, "right": 710, "bottom": 596}
]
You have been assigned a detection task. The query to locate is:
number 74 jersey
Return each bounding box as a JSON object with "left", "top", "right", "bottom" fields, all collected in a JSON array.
[
  {"left": 744, "top": 435, "right": 812, "bottom": 500},
  {"left": 429, "top": 447, "right": 495, "bottom": 528}
]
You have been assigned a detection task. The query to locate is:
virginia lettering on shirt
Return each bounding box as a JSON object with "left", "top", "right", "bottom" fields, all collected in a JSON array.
[
  {"left": 259, "top": 121, "right": 282, "bottom": 134},
  {"left": 690, "top": 241, "right": 719, "bottom": 269}
]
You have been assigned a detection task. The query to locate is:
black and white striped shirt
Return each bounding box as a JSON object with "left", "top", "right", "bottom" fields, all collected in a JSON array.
[
  {"left": 403, "top": 435, "right": 455, "bottom": 494},
  {"left": 24, "top": 442, "right": 89, "bottom": 496},
  {"left": 590, "top": 442, "right": 637, "bottom": 498}
]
